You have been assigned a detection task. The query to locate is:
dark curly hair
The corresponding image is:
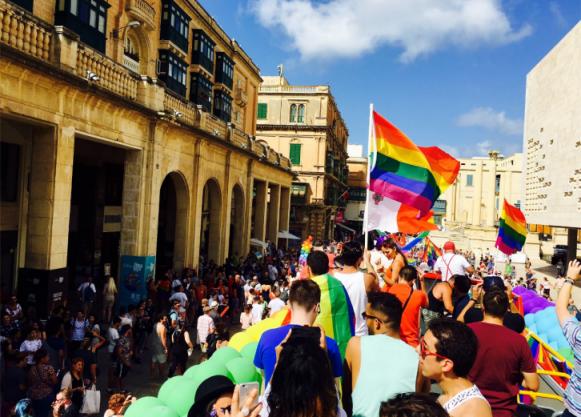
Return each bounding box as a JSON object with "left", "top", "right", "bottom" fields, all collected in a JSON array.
[
  {"left": 380, "top": 393, "right": 449, "bottom": 417},
  {"left": 268, "top": 336, "right": 337, "bottom": 417},
  {"left": 428, "top": 318, "right": 478, "bottom": 377}
]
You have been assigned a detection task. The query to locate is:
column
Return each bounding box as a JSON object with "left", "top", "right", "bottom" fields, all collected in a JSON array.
[
  {"left": 279, "top": 187, "right": 291, "bottom": 232},
  {"left": 486, "top": 159, "right": 497, "bottom": 227},
  {"left": 120, "top": 149, "right": 144, "bottom": 257},
  {"left": 253, "top": 180, "right": 268, "bottom": 242},
  {"left": 267, "top": 184, "right": 281, "bottom": 243},
  {"left": 472, "top": 163, "right": 483, "bottom": 226}
]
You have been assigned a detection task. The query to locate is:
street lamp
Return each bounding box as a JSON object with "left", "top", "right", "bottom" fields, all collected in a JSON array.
[{"left": 111, "top": 20, "right": 141, "bottom": 39}]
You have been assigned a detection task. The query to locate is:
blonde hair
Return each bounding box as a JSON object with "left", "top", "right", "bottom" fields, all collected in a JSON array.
[{"left": 104, "top": 276, "right": 117, "bottom": 295}]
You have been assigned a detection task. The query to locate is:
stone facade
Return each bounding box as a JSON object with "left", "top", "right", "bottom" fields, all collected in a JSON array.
[
  {"left": 345, "top": 144, "right": 367, "bottom": 233},
  {"left": 256, "top": 75, "right": 349, "bottom": 241},
  {"left": 0, "top": 0, "right": 292, "bottom": 308}
]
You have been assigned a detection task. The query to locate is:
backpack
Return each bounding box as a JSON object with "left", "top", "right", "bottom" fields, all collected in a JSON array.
[{"left": 83, "top": 284, "right": 96, "bottom": 303}]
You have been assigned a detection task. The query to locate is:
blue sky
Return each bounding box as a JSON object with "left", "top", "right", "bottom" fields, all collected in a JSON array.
[{"left": 200, "top": 0, "right": 580, "bottom": 158}]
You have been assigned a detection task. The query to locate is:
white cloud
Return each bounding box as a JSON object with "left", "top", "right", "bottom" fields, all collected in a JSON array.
[
  {"left": 476, "top": 140, "right": 493, "bottom": 155},
  {"left": 457, "top": 107, "right": 522, "bottom": 136},
  {"left": 549, "top": 2, "right": 568, "bottom": 28},
  {"left": 251, "top": 0, "right": 532, "bottom": 62},
  {"left": 440, "top": 139, "right": 521, "bottom": 158}
]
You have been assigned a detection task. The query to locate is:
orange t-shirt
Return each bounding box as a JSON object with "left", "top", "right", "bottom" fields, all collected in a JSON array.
[{"left": 388, "top": 283, "right": 428, "bottom": 348}]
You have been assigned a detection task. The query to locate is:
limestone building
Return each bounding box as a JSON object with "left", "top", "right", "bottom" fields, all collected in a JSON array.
[
  {"left": 0, "top": 0, "right": 293, "bottom": 311},
  {"left": 256, "top": 75, "right": 349, "bottom": 241},
  {"left": 344, "top": 144, "right": 367, "bottom": 233}
]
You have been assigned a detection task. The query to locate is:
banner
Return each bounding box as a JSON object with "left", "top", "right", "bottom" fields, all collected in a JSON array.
[{"left": 118, "top": 255, "right": 155, "bottom": 308}]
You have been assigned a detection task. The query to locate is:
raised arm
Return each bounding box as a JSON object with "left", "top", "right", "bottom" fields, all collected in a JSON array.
[{"left": 557, "top": 261, "right": 581, "bottom": 327}]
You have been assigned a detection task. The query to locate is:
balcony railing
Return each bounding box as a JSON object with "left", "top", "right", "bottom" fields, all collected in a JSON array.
[
  {"left": 259, "top": 85, "right": 328, "bottom": 94},
  {"left": 125, "top": 0, "right": 156, "bottom": 29},
  {"left": 0, "top": 0, "right": 291, "bottom": 171}
]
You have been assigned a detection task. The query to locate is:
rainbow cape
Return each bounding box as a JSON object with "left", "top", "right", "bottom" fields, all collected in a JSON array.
[
  {"left": 229, "top": 275, "right": 355, "bottom": 360},
  {"left": 496, "top": 200, "right": 527, "bottom": 255},
  {"left": 369, "top": 111, "right": 460, "bottom": 215}
]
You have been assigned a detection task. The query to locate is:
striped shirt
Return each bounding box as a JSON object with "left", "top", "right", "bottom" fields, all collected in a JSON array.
[{"left": 562, "top": 317, "right": 581, "bottom": 416}]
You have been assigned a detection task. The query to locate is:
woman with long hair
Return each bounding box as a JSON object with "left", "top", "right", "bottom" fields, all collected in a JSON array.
[
  {"left": 267, "top": 333, "right": 342, "bottom": 417},
  {"left": 27, "top": 348, "right": 57, "bottom": 417},
  {"left": 102, "top": 275, "right": 118, "bottom": 324},
  {"left": 381, "top": 238, "right": 408, "bottom": 290}
]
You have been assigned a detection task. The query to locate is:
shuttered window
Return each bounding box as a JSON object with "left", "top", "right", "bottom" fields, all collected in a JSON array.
[
  {"left": 257, "top": 103, "right": 268, "bottom": 119},
  {"left": 289, "top": 143, "right": 301, "bottom": 165}
]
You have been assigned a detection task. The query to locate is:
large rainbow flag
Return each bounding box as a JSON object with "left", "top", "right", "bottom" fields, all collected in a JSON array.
[
  {"left": 496, "top": 200, "right": 527, "bottom": 255},
  {"left": 369, "top": 111, "right": 460, "bottom": 215}
]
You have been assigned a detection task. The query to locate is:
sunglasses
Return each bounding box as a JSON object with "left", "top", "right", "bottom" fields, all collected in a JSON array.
[
  {"left": 420, "top": 338, "right": 451, "bottom": 361},
  {"left": 362, "top": 312, "right": 384, "bottom": 323}
]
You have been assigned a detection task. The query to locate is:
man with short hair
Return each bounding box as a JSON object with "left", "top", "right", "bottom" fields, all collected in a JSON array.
[
  {"left": 434, "top": 241, "right": 474, "bottom": 282},
  {"left": 267, "top": 289, "right": 285, "bottom": 317},
  {"left": 250, "top": 296, "right": 264, "bottom": 324},
  {"left": 197, "top": 305, "right": 215, "bottom": 353},
  {"left": 52, "top": 388, "right": 79, "bottom": 417},
  {"left": 169, "top": 285, "right": 188, "bottom": 309},
  {"left": 78, "top": 276, "right": 96, "bottom": 316},
  {"left": 254, "top": 279, "right": 343, "bottom": 387},
  {"left": 344, "top": 292, "right": 423, "bottom": 417},
  {"left": 150, "top": 314, "right": 168, "bottom": 378},
  {"left": 468, "top": 290, "right": 539, "bottom": 417},
  {"left": 420, "top": 318, "right": 492, "bottom": 417},
  {"left": 388, "top": 266, "right": 428, "bottom": 347}
]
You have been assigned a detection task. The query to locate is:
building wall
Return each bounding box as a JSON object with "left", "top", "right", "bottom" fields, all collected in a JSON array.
[{"left": 345, "top": 146, "right": 367, "bottom": 226}]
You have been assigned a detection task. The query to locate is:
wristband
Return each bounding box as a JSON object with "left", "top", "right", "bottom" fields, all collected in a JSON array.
[{"left": 564, "top": 278, "right": 575, "bottom": 286}]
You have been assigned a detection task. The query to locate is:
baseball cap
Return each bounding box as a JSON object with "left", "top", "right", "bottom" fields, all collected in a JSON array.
[{"left": 443, "top": 241, "right": 456, "bottom": 251}]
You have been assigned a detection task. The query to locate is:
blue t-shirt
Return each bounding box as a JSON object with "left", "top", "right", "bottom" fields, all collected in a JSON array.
[{"left": 254, "top": 324, "right": 343, "bottom": 386}]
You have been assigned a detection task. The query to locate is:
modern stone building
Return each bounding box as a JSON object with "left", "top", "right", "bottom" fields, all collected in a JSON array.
[
  {"left": 344, "top": 144, "right": 366, "bottom": 233},
  {"left": 0, "top": 0, "right": 293, "bottom": 310},
  {"left": 256, "top": 75, "right": 349, "bottom": 241}
]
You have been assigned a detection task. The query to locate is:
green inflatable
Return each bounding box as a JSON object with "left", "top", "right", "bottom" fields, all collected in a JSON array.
[
  {"left": 158, "top": 376, "right": 188, "bottom": 403},
  {"left": 226, "top": 357, "right": 258, "bottom": 384},
  {"left": 124, "top": 396, "right": 165, "bottom": 417},
  {"left": 147, "top": 405, "right": 181, "bottom": 417},
  {"left": 210, "top": 346, "right": 241, "bottom": 365},
  {"left": 240, "top": 342, "right": 259, "bottom": 362},
  {"left": 161, "top": 379, "right": 198, "bottom": 417}
]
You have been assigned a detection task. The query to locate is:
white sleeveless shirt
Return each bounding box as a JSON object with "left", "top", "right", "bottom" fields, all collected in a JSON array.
[{"left": 334, "top": 270, "right": 368, "bottom": 336}]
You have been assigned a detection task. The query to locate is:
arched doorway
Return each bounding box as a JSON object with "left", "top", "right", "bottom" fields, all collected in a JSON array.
[
  {"left": 156, "top": 172, "right": 188, "bottom": 276},
  {"left": 229, "top": 184, "right": 245, "bottom": 260},
  {"left": 200, "top": 179, "right": 222, "bottom": 264}
]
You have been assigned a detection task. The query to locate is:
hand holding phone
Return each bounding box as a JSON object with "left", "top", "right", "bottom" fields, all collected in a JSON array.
[{"left": 238, "top": 382, "right": 259, "bottom": 410}]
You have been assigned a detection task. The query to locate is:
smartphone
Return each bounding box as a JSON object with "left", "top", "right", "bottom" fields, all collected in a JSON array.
[
  {"left": 288, "top": 326, "right": 321, "bottom": 343},
  {"left": 238, "top": 382, "right": 259, "bottom": 409}
]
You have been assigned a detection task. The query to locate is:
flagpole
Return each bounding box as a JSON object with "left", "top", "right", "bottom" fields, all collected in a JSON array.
[{"left": 363, "top": 103, "right": 374, "bottom": 252}]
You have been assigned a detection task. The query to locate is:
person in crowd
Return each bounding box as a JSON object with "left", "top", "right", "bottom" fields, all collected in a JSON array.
[
  {"left": 449, "top": 275, "right": 472, "bottom": 320},
  {"left": 169, "top": 320, "right": 193, "bottom": 377},
  {"left": 556, "top": 260, "right": 581, "bottom": 417},
  {"left": 102, "top": 275, "right": 118, "bottom": 324},
  {"left": 187, "top": 375, "right": 261, "bottom": 417},
  {"left": 504, "top": 260, "right": 514, "bottom": 280},
  {"left": 251, "top": 296, "right": 265, "bottom": 325},
  {"left": 87, "top": 314, "right": 105, "bottom": 352},
  {"left": 20, "top": 328, "right": 43, "bottom": 366},
  {"left": 368, "top": 240, "right": 391, "bottom": 286},
  {"left": 379, "top": 393, "right": 449, "bottom": 417},
  {"left": 421, "top": 274, "right": 458, "bottom": 325},
  {"left": 104, "top": 392, "right": 136, "bottom": 417},
  {"left": 114, "top": 325, "right": 133, "bottom": 390},
  {"left": 334, "top": 241, "right": 379, "bottom": 336},
  {"left": 4, "top": 294, "right": 24, "bottom": 323},
  {"left": 14, "top": 398, "right": 34, "bottom": 417},
  {"left": 254, "top": 279, "right": 343, "bottom": 388},
  {"left": 27, "top": 348, "right": 57, "bottom": 417},
  {"left": 170, "top": 285, "right": 189, "bottom": 310},
  {"left": 197, "top": 305, "right": 215, "bottom": 353},
  {"left": 72, "top": 337, "right": 97, "bottom": 386},
  {"left": 343, "top": 292, "right": 422, "bottom": 417},
  {"left": 107, "top": 317, "right": 121, "bottom": 390},
  {"left": 420, "top": 318, "right": 491, "bottom": 417},
  {"left": 150, "top": 313, "right": 168, "bottom": 379},
  {"left": 206, "top": 319, "right": 230, "bottom": 359},
  {"left": 240, "top": 304, "right": 252, "bottom": 330},
  {"left": 267, "top": 289, "right": 286, "bottom": 317},
  {"left": 388, "top": 266, "right": 428, "bottom": 347},
  {"left": 77, "top": 276, "right": 96, "bottom": 316},
  {"left": 51, "top": 388, "right": 78, "bottom": 417},
  {"left": 60, "top": 358, "right": 85, "bottom": 411},
  {"left": 468, "top": 289, "right": 539, "bottom": 417},
  {"left": 69, "top": 311, "right": 89, "bottom": 354},
  {"left": 2, "top": 352, "right": 28, "bottom": 414},
  {"left": 169, "top": 299, "right": 181, "bottom": 330},
  {"left": 434, "top": 241, "right": 474, "bottom": 281},
  {"left": 380, "top": 238, "right": 408, "bottom": 289}
]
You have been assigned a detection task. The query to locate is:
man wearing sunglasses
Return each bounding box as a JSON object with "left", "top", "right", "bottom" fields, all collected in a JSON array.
[
  {"left": 343, "top": 292, "right": 423, "bottom": 417},
  {"left": 420, "top": 318, "right": 491, "bottom": 417}
]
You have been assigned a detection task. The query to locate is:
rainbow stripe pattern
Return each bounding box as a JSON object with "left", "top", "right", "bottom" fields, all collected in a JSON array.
[
  {"left": 423, "top": 237, "right": 442, "bottom": 263},
  {"left": 496, "top": 200, "right": 527, "bottom": 255},
  {"left": 369, "top": 111, "right": 460, "bottom": 215}
]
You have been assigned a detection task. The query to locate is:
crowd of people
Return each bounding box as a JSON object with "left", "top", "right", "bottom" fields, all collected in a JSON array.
[{"left": 2, "top": 234, "right": 580, "bottom": 417}]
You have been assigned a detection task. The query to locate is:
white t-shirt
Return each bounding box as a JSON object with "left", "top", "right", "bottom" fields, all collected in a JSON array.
[
  {"left": 240, "top": 312, "right": 252, "bottom": 330},
  {"left": 268, "top": 298, "right": 286, "bottom": 316},
  {"left": 197, "top": 314, "right": 215, "bottom": 344},
  {"left": 20, "top": 339, "right": 42, "bottom": 365},
  {"left": 169, "top": 292, "right": 188, "bottom": 308},
  {"left": 107, "top": 327, "right": 119, "bottom": 353},
  {"left": 434, "top": 253, "right": 471, "bottom": 281},
  {"left": 251, "top": 303, "right": 265, "bottom": 325},
  {"left": 369, "top": 249, "right": 391, "bottom": 274}
]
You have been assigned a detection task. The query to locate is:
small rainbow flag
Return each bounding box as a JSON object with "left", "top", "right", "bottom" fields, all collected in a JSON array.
[
  {"left": 369, "top": 111, "right": 460, "bottom": 215},
  {"left": 496, "top": 200, "right": 527, "bottom": 255},
  {"left": 423, "top": 237, "right": 442, "bottom": 263}
]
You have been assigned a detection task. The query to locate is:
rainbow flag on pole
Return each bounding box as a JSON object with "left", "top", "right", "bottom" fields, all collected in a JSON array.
[
  {"left": 496, "top": 200, "right": 527, "bottom": 255},
  {"left": 423, "top": 237, "right": 442, "bottom": 263},
  {"left": 369, "top": 111, "right": 459, "bottom": 215}
]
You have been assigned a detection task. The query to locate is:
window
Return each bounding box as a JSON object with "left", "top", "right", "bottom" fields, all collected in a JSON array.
[
  {"left": 257, "top": 103, "right": 267, "bottom": 120},
  {"left": 123, "top": 35, "right": 139, "bottom": 61},
  {"left": 290, "top": 104, "right": 297, "bottom": 122},
  {"left": 213, "top": 90, "right": 232, "bottom": 122},
  {"left": 297, "top": 104, "right": 305, "bottom": 123},
  {"left": 160, "top": 0, "right": 190, "bottom": 52},
  {"left": 54, "top": 0, "right": 109, "bottom": 52},
  {"left": 495, "top": 174, "right": 501, "bottom": 194},
  {"left": 466, "top": 174, "right": 473, "bottom": 187},
  {"left": 0, "top": 143, "right": 20, "bottom": 202},
  {"left": 289, "top": 143, "right": 301, "bottom": 165},
  {"left": 192, "top": 29, "right": 215, "bottom": 73},
  {"left": 215, "top": 53, "right": 234, "bottom": 89},
  {"left": 10, "top": 0, "right": 34, "bottom": 12},
  {"left": 190, "top": 73, "right": 212, "bottom": 112},
  {"left": 158, "top": 50, "right": 187, "bottom": 96},
  {"left": 349, "top": 188, "right": 366, "bottom": 202}
]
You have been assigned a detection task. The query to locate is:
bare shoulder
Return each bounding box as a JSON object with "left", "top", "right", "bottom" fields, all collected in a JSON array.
[{"left": 449, "top": 397, "right": 492, "bottom": 417}]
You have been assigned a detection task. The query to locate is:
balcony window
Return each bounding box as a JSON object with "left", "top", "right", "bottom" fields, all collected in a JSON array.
[
  {"left": 257, "top": 103, "right": 267, "bottom": 120},
  {"left": 215, "top": 52, "right": 234, "bottom": 90},
  {"left": 10, "top": 0, "right": 33, "bottom": 12},
  {"left": 55, "top": 0, "right": 109, "bottom": 52},
  {"left": 192, "top": 29, "right": 215, "bottom": 74},
  {"left": 289, "top": 143, "right": 301, "bottom": 165},
  {"left": 122, "top": 34, "right": 140, "bottom": 73},
  {"left": 160, "top": 0, "right": 190, "bottom": 52},
  {"left": 297, "top": 104, "right": 305, "bottom": 123},
  {"left": 290, "top": 104, "right": 296, "bottom": 123},
  {"left": 190, "top": 73, "right": 212, "bottom": 112},
  {"left": 158, "top": 50, "right": 187, "bottom": 96},
  {"left": 213, "top": 90, "right": 232, "bottom": 122}
]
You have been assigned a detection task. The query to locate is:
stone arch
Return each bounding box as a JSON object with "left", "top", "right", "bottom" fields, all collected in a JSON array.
[
  {"left": 122, "top": 26, "right": 152, "bottom": 75},
  {"left": 228, "top": 183, "right": 245, "bottom": 260},
  {"left": 156, "top": 171, "right": 189, "bottom": 275},
  {"left": 200, "top": 178, "right": 222, "bottom": 264}
]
